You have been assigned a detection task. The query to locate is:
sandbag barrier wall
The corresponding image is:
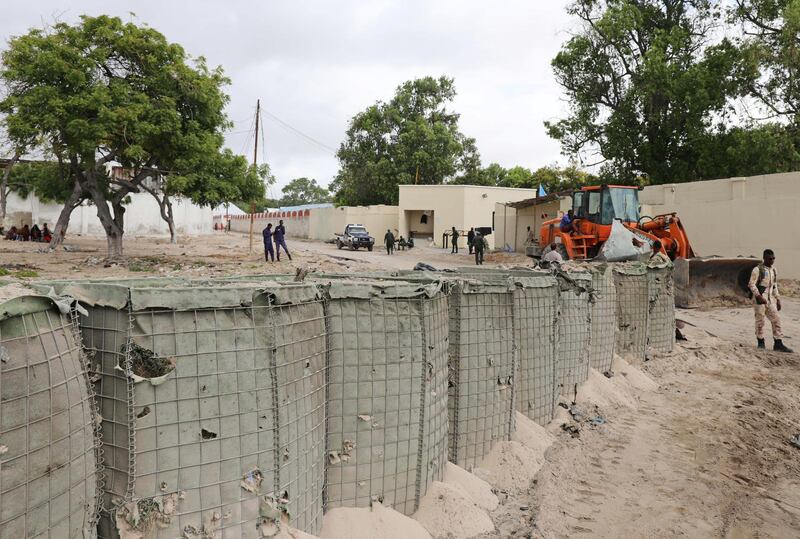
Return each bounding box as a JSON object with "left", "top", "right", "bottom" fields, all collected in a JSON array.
[
  {"left": 0, "top": 295, "right": 100, "bottom": 538},
  {"left": 55, "top": 281, "right": 327, "bottom": 538},
  {"left": 447, "top": 279, "right": 516, "bottom": 470},
  {"left": 588, "top": 265, "right": 617, "bottom": 373},
  {"left": 321, "top": 280, "right": 448, "bottom": 516},
  {"left": 646, "top": 262, "right": 676, "bottom": 354},
  {"left": 447, "top": 268, "right": 561, "bottom": 426},
  {"left": 554, "top": 270, "right": 593, "bottom": 400},
  {"left": 613, "top": 264, "right": 650, "bottom": 359}
]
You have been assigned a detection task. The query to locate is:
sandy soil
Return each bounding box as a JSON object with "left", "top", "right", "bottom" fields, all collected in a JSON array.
[
  {"left": 0, "top": 232, "right": 532, "bottom": 282},
  {"left": 473, "top": 302, "right": 800, "bottom": 538}
]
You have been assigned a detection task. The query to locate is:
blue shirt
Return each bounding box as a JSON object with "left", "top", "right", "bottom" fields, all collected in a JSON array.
[
  {"left": 262, "top": 227, "right": 273, "bottom": 245},
  {"left": 560, "top": 214, "right": 572, "bottom": 228},
  {"left": 274, "top": 225, "right": 285, "bottom": 242}
]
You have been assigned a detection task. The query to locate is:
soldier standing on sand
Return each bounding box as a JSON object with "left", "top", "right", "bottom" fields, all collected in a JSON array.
[
  {"left": 384, "top": 229, "right": 395, "bottom": 255},
  {"left": 749, "top": 249, "right": 792, "bottom": 352},
  {"left": 474, "top": 231, "right": 485, "bottom": 265},
  {"left": 467, "top": 227, "right": 475, "bottom": 254},
  {"left": 451, "top": 227, "right": 459, "bottom": 254}
]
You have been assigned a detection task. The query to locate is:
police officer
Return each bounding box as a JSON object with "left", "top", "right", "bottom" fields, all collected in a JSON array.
[
  {"left": 748, "top": 249, "right": 792, "bottom": 352},
  {"left": 262, "top": 223, "right": 275, "bottom": 262}
]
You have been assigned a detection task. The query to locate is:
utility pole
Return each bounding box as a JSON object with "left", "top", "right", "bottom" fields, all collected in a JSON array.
[{"left": 249, "top": 99, "right": 260, "bottom": 253}]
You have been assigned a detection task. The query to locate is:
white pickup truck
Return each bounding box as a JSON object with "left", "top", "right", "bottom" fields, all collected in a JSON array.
[{"left": 334, "top": 224, "right": 375, "bottom": 251}]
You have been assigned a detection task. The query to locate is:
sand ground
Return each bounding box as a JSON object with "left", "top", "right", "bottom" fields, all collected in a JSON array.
[{"left": 3, "top": 232, "right": 799, "bottom": 538}]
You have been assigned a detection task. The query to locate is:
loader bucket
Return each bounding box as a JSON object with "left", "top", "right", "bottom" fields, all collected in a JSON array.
[{"left": 673, "top": 256, "right": 760, "bottom": 308}]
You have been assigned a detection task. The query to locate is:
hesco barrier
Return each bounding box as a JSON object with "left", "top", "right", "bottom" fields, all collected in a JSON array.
[
  {"left": 447, "top": 279, "right": 516, "bottom": 470},
  {"left": 647, "top": 262, "right": 676, "bottom": 354},
  {"left": 614, "top": 264, "right": 649, "bottom": 359},
  {"left": 320, "top": 279, "right": 448, "bottom": 516},
  {"left": 49, "top": 281, "right": 326, "bottom": 538},
  {"left": 450, "top": 268, "right": 560, "bottom": 426},
  {"left": 588, "top": 265, "right": 617, "bottom": 373},
  {"left": 554, "top": 270, "right": 593, "bottom": 400},
  {"left": 0, "top": 294, "right": 100, "bottom": 538}
]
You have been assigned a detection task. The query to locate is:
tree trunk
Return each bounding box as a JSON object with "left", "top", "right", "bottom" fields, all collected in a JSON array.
[
  {"left": 49, "top": 179, "right": 83, "bottom": 251},
  {"left": 87, "top": 170, "right": 126, "bottom": 259},
  {"left": 0, "top": 152, "right": 20, "bottom": 226},
  {"left": 166, "top": 196, "right": 176, "bottom": 244}
]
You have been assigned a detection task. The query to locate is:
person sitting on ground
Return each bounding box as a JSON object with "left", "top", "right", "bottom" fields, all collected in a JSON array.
[
  {"left": 42, "top": 223, "right": 52, "bottom": 243},
  {"left": 30, "top": 224, "right": 41, "bottom": 242},
  {"left": 397, "top": 236, "right": 407, "bottom": 250},
  {"left": 559, "top": 209, "right": 576, "bottom": 234},
  {"left": 5, "top": 226, "right": 18, "bottom": 240},
  {"left": 542, "top": 242, "right": 563, "bottom": 264},
  {"left": 19, "top": 224, "right": 30, "bottom": 241}
]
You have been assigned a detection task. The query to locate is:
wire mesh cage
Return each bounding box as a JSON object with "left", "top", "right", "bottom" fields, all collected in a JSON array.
[
  {"left": 646, "top": 263, "right": 676, "bottom": 354},
  {"left": 588, "top": 264, "right": 617, "bottom": 373},
  {"left": 613, "top": 264, "right": 649, "bottom": 360},
  {"left": 447, "top": 279, "right": 516, "bottom": 470},
  {"left": 0, "top": 295, "right": 99, "bottom": 538},
  {"left": 54, "top": 281, "right": 326, "bottom": 538},
  {"left": 321, "top": 280, "right": 448, "bottom": 516},
  {"left": 554, "top": 270, "right": 592, "bottom": 401}
]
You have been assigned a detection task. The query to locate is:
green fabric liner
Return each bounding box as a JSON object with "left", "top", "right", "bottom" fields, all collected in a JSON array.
[
  {"left": 34, "top": 279, "right": 320, "bottom": 310},
  {"left": 0, "top": 295, "right": 64, "bottom": 322},
  {"left": 320, "top": 279, "right": 443, "bottom": 300}
]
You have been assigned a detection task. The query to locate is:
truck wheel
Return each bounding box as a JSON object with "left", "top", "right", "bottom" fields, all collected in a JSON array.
[
  {"left": 367, "top": 245, "right": 373, "bottom": 252},
  {"left": 337, "top": 240, "right": 343, "bottom": 250},
  {"left": 351, "top": 245, "right": 357, "bottom": 251}
]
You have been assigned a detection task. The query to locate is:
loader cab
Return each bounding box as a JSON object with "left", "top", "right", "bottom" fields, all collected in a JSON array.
[{"left": 572, "top": 186, "right": 640, "bottom": 225}]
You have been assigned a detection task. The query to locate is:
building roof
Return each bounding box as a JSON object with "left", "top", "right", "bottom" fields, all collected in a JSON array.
[
  {"left": 505, "top": 189, "right": 573, "bottom": 209},
  {"left": 212, "top": 203, "right": 246, "bottom": 216},
  {"left": 278, "top": 203, "right": 333, "bottom": 212}
]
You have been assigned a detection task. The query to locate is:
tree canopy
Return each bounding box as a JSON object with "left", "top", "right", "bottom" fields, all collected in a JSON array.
[
  {"left": 331, "top": 76, "right": 481, "bottom": 205},
  {"left": 0, "top": 15, "right": 264, "bottom": 256},
  {"left": 277, "top": 177, "right": 331, "bottom": 207},
  {"left": 546, "top": 0, "right": 755, "bottom": 184}
]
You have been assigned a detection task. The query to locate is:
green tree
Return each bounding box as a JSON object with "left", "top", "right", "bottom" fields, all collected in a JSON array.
[
  {"left": 278, "top": 177, "right": 331, "bottom": 207},
  {"left": 0, "top": 15, "right": 261, "bottom": 257},
  {"left": 331, "top": 76, "right": 481, "bottom": 205},
  {"left": 547, "top": 0, "right": 752, "bottom": 184},
  {"left": 733, "top": 0, "right": 800, "bottom": 124}
]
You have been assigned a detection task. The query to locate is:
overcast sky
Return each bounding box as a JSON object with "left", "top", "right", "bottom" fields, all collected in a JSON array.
[{"left": 4, "top": 1, "right": 575, "bottom": 197}]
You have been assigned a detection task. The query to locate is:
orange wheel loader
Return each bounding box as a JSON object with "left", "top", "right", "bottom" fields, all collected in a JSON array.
[{"left": 530, "top": 185, "right": 759, "bottom": 307}]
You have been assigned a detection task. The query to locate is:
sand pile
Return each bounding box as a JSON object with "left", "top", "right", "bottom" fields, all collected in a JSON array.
[
  {"left": 442, "top": 462, "right": 498, "bottom": 511},
  {"left": 512, "top": 411, "right": 556, "bottom": 455},
  {"left": 413, "top": 481, "right": 494, "bottom": 538},
  {"left": 611, "top": 354, "right": 658, "bottom": 391},
  {"left": 576, "top": 368, "right": 638, "bottom": 409},
  {"left": 320, "top": 503, "right": 432, "bottom": 539}
]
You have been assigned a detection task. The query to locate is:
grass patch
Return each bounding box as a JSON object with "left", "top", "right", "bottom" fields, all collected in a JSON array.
[
  {"left": 0, "top": 268, "right": 10, "bottom": 276},
  {"left": 14, "top": 269, "right": 38, "bottom": 278}
]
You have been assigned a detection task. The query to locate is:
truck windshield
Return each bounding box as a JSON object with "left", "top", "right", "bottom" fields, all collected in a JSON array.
[
  {"left": 601, "top": 188, "right": 639, "bottom": 224},
  {"left": 572, "top": 192, "right": 585, "bottom": 218},
  {"left": 348, "top": 227, "right": 367, "bottom": 234}
]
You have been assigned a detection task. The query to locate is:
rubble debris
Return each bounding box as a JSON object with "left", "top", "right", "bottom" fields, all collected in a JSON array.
[
  {"left": 115, "top": 493, "right": 181, "bottom": 537},
  {"left": 200, "top": 428, "right": 217, "bottom": 440},
  {"left": 241, "top": 469, "right": 264, "bottom": 493}
]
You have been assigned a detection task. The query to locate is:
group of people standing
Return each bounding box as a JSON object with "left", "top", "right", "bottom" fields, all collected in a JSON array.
[
  {"left": 2, "top": 223, "right": 52, "bottom": 243},
  {"left": 450, "top": 227, "right": 487, "bottom": 265},
  {"left": 262, "top": 220, "right": 292, "bottom": 262}
]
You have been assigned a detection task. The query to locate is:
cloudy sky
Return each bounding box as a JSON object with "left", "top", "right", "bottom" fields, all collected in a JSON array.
[{"left": 4, "top": 1, "right": 575, "bottom": 197}]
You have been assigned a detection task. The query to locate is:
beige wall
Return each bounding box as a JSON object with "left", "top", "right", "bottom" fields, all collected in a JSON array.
[
  {"left": 640, "top": 172, "right": 800, "bottom": 278},
  {"left": 229, "top": 205, "right": 399, "bottom": 243},
  {"left": 399, "top": 185, "right": 537, "bottom": 249},
  {"left": 496, "top": 197, "right": 571, "bottom": 253}
]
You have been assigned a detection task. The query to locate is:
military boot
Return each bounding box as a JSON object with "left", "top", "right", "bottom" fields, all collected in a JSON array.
[
  {"left": 757, "top": 338, "right": 765, "bottom": 349},
  {"left": 774, "top": 339, "right": 793, "bottom": 353}
]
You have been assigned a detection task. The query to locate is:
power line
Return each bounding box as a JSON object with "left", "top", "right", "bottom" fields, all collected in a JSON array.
[{"left": 260, "top": 109, "right": 338, "bottom": 155}]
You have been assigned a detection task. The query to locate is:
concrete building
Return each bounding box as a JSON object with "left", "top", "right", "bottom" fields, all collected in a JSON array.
[
  {"left": 493, "top": 193, "right": 572, "bottom": 252},
  {"left": 398, "top": 184, "right": 539, "bottom": 249}
]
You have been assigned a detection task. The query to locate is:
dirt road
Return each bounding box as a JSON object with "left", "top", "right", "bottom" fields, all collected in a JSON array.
[{"left": 488, "top": 301, "right": 800, "bottom": 538}]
